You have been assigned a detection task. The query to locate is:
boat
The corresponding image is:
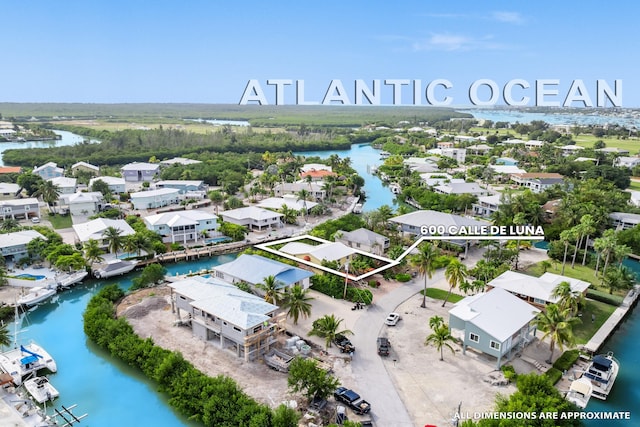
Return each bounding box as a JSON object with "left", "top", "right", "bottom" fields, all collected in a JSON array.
[
  {"left": 0, "top": 343, "right": 58, "bottom": 386},
  {"left": 17, "top": 285, "right": 57, "bottom": 307},
  {"left": 582, "top": 351, "right": 619, "bottom": 400},
  {"left": 55, "top": 270, "right": 89, "bottom": 289},
  {"left": 565, "top": 377, "right": 593, "bottom": 409},
  {"left": 0, "top": 373, "right": 57, "bottom": 426},
  {"left": 93, "top": 259, "right": 137, "bottom": 279},
  {"left": 24, "top": 376, "right": 60, "bottom": 403}
]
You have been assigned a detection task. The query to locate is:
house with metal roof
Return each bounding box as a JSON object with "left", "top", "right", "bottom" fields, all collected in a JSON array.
[
  {"left": 144, "top": 209, "right": 218, "bottom": 243},
  {"left": 278, "top": 240, "right": 357, "bottom": 268},
  {"left": 256, "top": 195, "right": 318, "bottom": 213},
  {"left": 71, "top": 161, "right": 100, "bottom": 176},
  {"left": 168, "top": 276, "right": 283, "bottom": 361},
  {"left": 211, "top": 254, "right": 313, "bottom": 290},
  {"left": 487, "top": 270, "right": 590, "bottom": 310},
  {"left": 89, "top": 176, "right": 126, "bottom": 194},
  {"left": 0, "top": 198, "right": 40, "bottom": 220},
  {"left": 449, "top": 288, "right": 541, "bottom": 368},
  {"left": 59, "top": 191, "right": 106, "bottom": 216},
  {"left": 0, "top": 230, "right": 47, "bottom": 262},
  {"left": 609, "top": 211, "right": 640, "bottom": 230},
  {"left": 334, "top": 228, "right": 389, "bottom": 255},
  {"left": 219, "top": 206, "right": 283, "bottom": 231},
  {"left": 120, "top": 162, "right": 160, "bottom": 182},
  {"left": 0, "top": 183, "right": 20, "bottom": 200},
  {"left": 130, "top": 188, "right": 180, "bottom": 210},
  {"left": 33, "top": 162, "right": 64, "bottom": 180},
  {"left": 48, "top": 176, "right": 77, "bottom": 195},
  {"left": 72, "top": 218, "right": 135, "bottom": 247}
]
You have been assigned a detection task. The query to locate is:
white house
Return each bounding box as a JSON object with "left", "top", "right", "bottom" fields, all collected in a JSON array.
[
  {"left": 256, "top": 195, "right": 318, "bottom": 213},
  {"left": 510, "top": 173, "right": 565, "bottom": 193},
  {"left": 159, "top": 157, "right": 202, "bottom": 167},
  {"left": 48, "top": 176, "right": 77, "bottom": 195},
  {"left": 609, "top": 212, "right": 640, "bottom": 230},
  {"left": 613, "top": 156, "right": 640, "bottom": 169},
  {"left": 59, "top": 192, "right": 106, "bottom": 216},
  {"left": 89, "top": 176, "right": 126, "bottom": 194},
  {"left": 121, "top": 162, "right": 160, "bottom": 182},
  {"left": 71, "top": 161, "right": 100, "bottom": 176},
  {"left": 559, "top": 145, "right": 585, "bottom": 156},
  {"left": 72, "top": 218, "right": 136, "bottom": 246},
  {"left": 33, "top": 162, "right": 63, "bottom": 180},
  {"left": 211, "top": 254, "right": 314, "bottom": 290},
  {"left": 334, "top": 228, "right": 390, "bottom": 255},
  {"left": 274, "top": 182, "right": 326, "bottom": 201},
  {"left": 433, "top": 182, "right": 490, "bottom": 197},
  {"left": 472, "top": 194, "right": 503, "bottom": 217},
  {"left": 0, "top": 183, "right": 20, "bottom": 200},
  {"left": 130, "top": 188, "right": 180, "bottom": 210},
  {"left": 0, "top": 198, "right": 40, "bottom": 220},
  {"left": 144, "top": 210, "right": 219, "bottom": 243},
  {"left": 0, "top": 230, "right": 47, "bottom": 262},
  {"left": 219, "top": 206, "right": 283, "bottom": 231}
]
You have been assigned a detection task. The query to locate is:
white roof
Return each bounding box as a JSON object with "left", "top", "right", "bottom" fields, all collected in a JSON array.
[
  {"left": 489, "top": 165, "right": 527, "bottom": 174},
  {"left": 159, "top": 157, "right": 202, "bottom": 166},
  {"left": 449, "top": 288, "right": 540, "bottom": 342},
  {"left": 433, "top": 182, "right": 487, "bottom": 195},
  {"left": 89, "top": 176, "right": 125, "bottom": 186},
  {"left": 560, "top": 145, "right": 585, "bottom": 150},
  {"left": 390, "top": 210, "right": 490, "bottom": 229},
  {"left": 337, "top": 228, "right": 387, "bottom": 246},
  {"left": 33, "top": 162, "right": 62, "bottom": 173},
  {"left": 257, "top": 197, "right": 318, "bottom": 211},
  {"left": 72, "top": 218, "right": 136, "bottom": 242},
  {"left": 60, "top": 191, "right": 104, "bottom": 204},
  {"left": 0, "top": 183, "right": 20, "bottom": 193},
  {"left": 279, "top": 241, "right": 356, "bottom": 262},
  {"left": 477, "top": 194, "right": 503, "bottom": 205},
  {"left": 0, "top": 230, "right": 46, "bottom": 249},
  {"left": 488, "top": 271, "right": 590, "bottom": 304},
  {"left": 220, "top": 206, "right": 283, "bottom": 221},
  {"left": 169, "top": 276, "right": 277, "bottom": 329},
  {"left": 155, "top": 180, "right": 204, "bottom": 187},
  {"left": 48, "top": 176, "right": 77, "bottom": 188},
  {"left": 72, "top": 161, "right": 99, "bottom": 171},
  {"left": 300, "top": 163, "right": 332, "bottom": 173},
  {"left": 130, "top": 188, "right": 180, "bottom": 199},
  {"left": 0, "top": 197, "right": 39, "bottom": 207},
  {"left": 121, "top": 162, "right": 160, "bottom": 171},
  {"left": 144, "top": 209, "right": 217, "bottom": 227}
]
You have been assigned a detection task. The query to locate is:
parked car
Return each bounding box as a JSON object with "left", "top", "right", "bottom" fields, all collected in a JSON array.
[
  {"left": 334, "top": 387, "right": 371, "bottom": 414},
  {"left": 333, "top": 334, "right": 355, "bottom": 353},
  {"left": 385, "top": 312, "right": 402, "bottom": 326},
  {"left": 377, "top": 337, "right": 390, "bottom": 356},
  {"left": 30, "top": 216, "right": 40, "bottom": 223}
]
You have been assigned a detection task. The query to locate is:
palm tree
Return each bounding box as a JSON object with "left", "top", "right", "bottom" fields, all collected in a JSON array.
[
  {"left": 442, "top": 258, "right": 468, "bottom": 307},
  {"left": 411, "top": 243, "right": 439, "bottom": 308},
  {"left": 578, "top": 214, "right": 596, "bottom": 266},
  {"left": 0, "top": 322, "right": 11, "bottom": 348},
  {"left": 83, "top": 239, "right": 105, "bottom": 265},
  {"left": 429, "top": 315, "right": 444, "bottom": 330},
  {"left": 308, "top": 314, "right": 352, "bottom": 350},
  {"left": 594, "top": 229, "right": 618, "bottom": 283},
  {"left": 280, "top": 205, "right": 298, "bottom": 225},
  {"left": 257, "top": 275, "right": 284, "bottom": 305},
  {"left": 604, "top": 265, "right": 636, "bottom": 295},
  {"left": 297, "top": 189, "right": 310, "bottom": 222},
  {"left": 512, "top": 212, "right": 527, "bottom": 270},
  {"left": 125, "top": 233, "right": 153, "bottom": 257},
  {"left": 533, "top": 304, "right": 581, "bottom": 364},
  {"left": 208, "top": 190, "right": 224, "bottom": 215},
  {"left": 281, "top": 285, "right": 313, "bottom": 325},
  {"left": 34, "top": 180, "right": 62, "bottom": 214},
  {"left": 102, "top": 226, "right": 124, "bottom": 257},
  {"left": 0, "top": 218, "right": 20, "bottom": 232},
  {"left": 551, "top": 281, "right": 584, "bottom": 316},
  {"left": 559, "top": 229, "right": 575, "bottom": 275},
  {"left": 425, "top": 316, "right": 456, "bottom": 361}
]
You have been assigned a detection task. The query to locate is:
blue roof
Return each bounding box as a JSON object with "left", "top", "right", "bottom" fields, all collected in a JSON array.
[{"left": 214, "top": 254, "right": 313, "bottom": 287}]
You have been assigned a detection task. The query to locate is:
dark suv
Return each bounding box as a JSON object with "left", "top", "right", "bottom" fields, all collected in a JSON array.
[{"left": 377, "top": 337, "right": 390, "bottom": 356}]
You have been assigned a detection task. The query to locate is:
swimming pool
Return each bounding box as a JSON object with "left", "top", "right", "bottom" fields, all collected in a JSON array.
[
  {"left": 206, "top": 236, "right": 232, "bottom": 244},
  {"left": 14, "top": 274, "right": 46, "bottom": 280}
]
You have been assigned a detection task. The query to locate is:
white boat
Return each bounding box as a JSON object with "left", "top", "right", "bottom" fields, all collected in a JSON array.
[
  {"left": 582, "top": 352, "right": 619, "bottom": 400},
  {"left": 0, "top": 343, "right": 58, "bottom": 386},
  {"left": 17, "top": 286, "right": 57, "bottom": 307},
  {"left": 565, "top": 377, "right": 593, "bottom": 409},
  {"left": 93, "top": 259, "right": 137, "bottom": 279},
  {"left": 0, "top": 374, "right": 56, "bottom": 426},
  {"left": 56, "top": 270, "right": 89, "bottom": 289},
  {"left": 24, "top": 376, "right": 60, "bottom": 403}
]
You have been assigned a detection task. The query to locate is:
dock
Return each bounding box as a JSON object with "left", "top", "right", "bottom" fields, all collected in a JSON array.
[
  {"left": 582, "top": 285, "right": 640, "bottom": 353},
  {"left": 136, "top": 241, "right": 248, "bottom": 266}
]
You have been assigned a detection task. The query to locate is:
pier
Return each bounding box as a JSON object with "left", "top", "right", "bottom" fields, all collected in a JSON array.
[
  {"left": 136, "top": 241, "right": 248, "bottom": 267},
  {"left": 582, "top": 285, "right": 640, "bottom": 353}
]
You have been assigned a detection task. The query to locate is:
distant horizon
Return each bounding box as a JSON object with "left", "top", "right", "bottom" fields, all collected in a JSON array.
[{"left": 1, "top": 2, "right": 637, "bottom": 107}]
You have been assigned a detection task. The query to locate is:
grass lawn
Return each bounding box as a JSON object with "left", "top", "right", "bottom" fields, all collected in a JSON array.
[
  {"left": 573, "top": 134, "right": 640, "bottom": 153},
  {"left": 47, "top": 214, "right": 73, "bottom": 229},
  {"left": 573, "top": 300, "right": 617, "bottom": 344},
  {"left": 422, "top": 287, "right": 464, "bottom": 304},
  {"left": 628, "top": 180, "right": 640, "bottom": 191}
]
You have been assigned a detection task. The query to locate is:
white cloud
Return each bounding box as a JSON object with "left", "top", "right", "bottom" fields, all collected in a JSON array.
[
  {"left": 412, "top": 33, "right": 507, "bottom": 52},
  {"left": 491, "top": 11, "right": 524, "bottom": 24}
]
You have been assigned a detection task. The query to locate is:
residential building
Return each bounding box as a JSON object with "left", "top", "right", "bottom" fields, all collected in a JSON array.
[
  {"left": 0, "top": 230, "right": 47, "bottom": 262},
  {"left": 256, "top": 195, "right": 318, "bottom": 213},
  {"left": 144, "top": 210, "right": 218, "bottom": 244},
  {"left": 449, "top": 288, "right": 540, "bottom": 368},
  {"left": 419, "top": 173, "right": 464, "bottom": 187},
  {"left": 48, "top": 176, "right": 77, "bottom": 195},
  {"left": 596, "top": 147, "right": 630, "bottom": 156},
  {"left": 169, "top": 276, "right": 282, "bottom": 361},
  {"left": 89, "top": 176, "right": 126, "bottom": 194},
  {"left": 626, "top": 190, "right": 640, "bottom": 208},
  {"left": 609, "top": 212, "right": 640, "bottom": 230},
  {"left": 159, "top": 157, "right": 202, "bottom": 167},
  {"left": 33, "top": 162, "right": 63, "bottom": 179},
  {"left": 0, "top": 198, "right": 40, "bottom": 220},
  {"left": 155, "top": 180, "right": 208, "bottom": 194},
  {"left": 211, "top": 254, "right": 313, "bottom": 290},
  {"left": 299, "top": 169, "right": 337, "bottom": 181},
  {"left": 403, "top": 157, "right": 440, "bottom": 174},
  {"left": 0, "top": 166, "right": 22, "bottom": 175},
  {"left": 334, "top": 228, "right": 389, "bottom": 255},
  {"left": 487, "top": 271, "right": 590, "bottom": 310},
  {"left": 560, "top": 145, "right": 585, "bottom": 156},
  {"left": 219, "top": 206, "right": 283, "bottom": 231},
  {"left": 453, "top": 135, "right": 479, "bottom": 144},
  {"left": 613, "top": 156, "right": 640, "bottom": 169},
  {"left": 130, "top": 188, "right": 180, "bottom": 210},
  {"left": 472, "top": 194, "right": 503, "bottom": 217},
  {"left": 278, "top": 241, "right": 356, "bottom": 267},
  {"left": 300, "top": 163, "right": 332, "bottom": 173},
  {"left": 0, "top": 183, "right": 20, "bottom": 200},
  {"left": 59, "top": 192, "right": 106, "bottom": 216},
  {"left": 465, "top": 144, "right": 492, "bottom": 155},
  {"left": 71, "top": 161, "right": 100, "bottom": 176},
  {"left": 488, "top": 165, "right": 527, "bottom": 175},
  {"left": 274, "top": 182, "right": 326, "bottom": 201},
  {"left": 510, "top": 173, "right": 565, "bottom": 193},
  {"left": 120, "top": 162, "right": 160, "bottom": 182},
  {"left": 72, "top": 218, "right": 136, "bottom": 246},
  {"left": 427, "top": 148, "right": 466, "bottom": 163},
  {"left": 433, "top": 182, "right": 490, "bottom": 197}
]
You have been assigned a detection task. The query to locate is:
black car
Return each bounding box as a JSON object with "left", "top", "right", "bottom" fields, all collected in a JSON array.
[
  {"left": 333, "top": 334, "right": 355, "bottom": 353},
  {"left": 377, "top": 337, "right": 390, "bottom": 356}
]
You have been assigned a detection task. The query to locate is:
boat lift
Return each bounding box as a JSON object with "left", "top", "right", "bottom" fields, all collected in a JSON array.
[{"left": 52, "top": 404, "right": 88, "bottom": 426}]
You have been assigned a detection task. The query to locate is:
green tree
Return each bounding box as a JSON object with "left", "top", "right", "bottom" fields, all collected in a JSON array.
[
  {"left": 281, "top": 285, "right": 313, "bottom": 325},
  {"left": 425, "top": 316, "right": 456, "bottom": 361},
  {"left": 0, "top": 322, "right": 11, "bottom": 348},
  {"left": 54, "top": 253, "right": 86, "bottom": 272},
  {"left": 533, "top": 304, "right": 581, "bottom": 364},
  {"left": 551, "top": 281, "right": 584, "bottom": 316},
  {"left": 442, "top": 258, "right": 467, "bottom": 307},
  {"left": 512, "top": 212, "right": 527, "bottom": 270},
  {"left": 0, "top": 218, "right": 20, "bottom": 233},
  {"left": 208, "top": 190, "right": 224, "bottom": 215},
  {"left": 83, "top": 239, "right": 105, "bottom": 265},
  {"left": 280, "top": 205, "right": 298, "bottom": 225},
  {"left": 90, "top": 178, "right": 113, "bottom": 199},
  {"left": 559, "top": 229, "right": 575, "bottom": 275},
  {"left": 257, "top": 275, "right": 284, "bottom": 305},
  {"left": 17, "top": 172, "right": 44, "bottom": 196},
  {"left": 287, "top": 357, "right": 340, "bottom": 401},
  {"left": 124, "top": 233, "right": 153, "bottom": 257},
  {"left": 130, "top": 264, "right": 167, "bottom": 291},
  {"left": 271, "top": 403, "right": 300, "bottom": 427},
  {"left": 33, "top": 180, "right": 62, "bottom": 214},
  {"left": 102, "top": 226, "right": 124, "bottom": 256},
  {"left": 308, "top": 314, "right": 352, "bottom": 350},
  {"left": 411, "top": 242, "right": 439, "bottom": 308},
  {"left": 603, "top": 265, "right": 636, "bottom": 295}
]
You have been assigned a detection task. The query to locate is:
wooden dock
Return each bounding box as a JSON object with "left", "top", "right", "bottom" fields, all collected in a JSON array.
[
  {"left": 582, "top": 285, "right": 640, "bottom": 353},
  {"left": 136, "top": 241, "right": 248, "bottom": 267}
]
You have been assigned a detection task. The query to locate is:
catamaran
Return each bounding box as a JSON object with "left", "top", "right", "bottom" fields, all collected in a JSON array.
[
  {"left": 0, "top": 343, "right": 58, "bottom": 386},
  {"left": 582, "top": 351, "right": 619, "bottom": 400}
]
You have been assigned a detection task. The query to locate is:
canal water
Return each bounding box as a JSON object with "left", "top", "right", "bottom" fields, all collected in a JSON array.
[
  {"left": 8, "top": 254, "right": 237, "bottom": 427},
  {"left": 0, "top": 130, "right": 96, "bottom": 166}
]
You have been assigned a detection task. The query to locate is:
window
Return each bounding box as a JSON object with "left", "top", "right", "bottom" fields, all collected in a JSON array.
[
  {"left": 490, "top": 341, "right": 501, "bottom": 351},
  {"left": 533, "top": 298, "right": 546, "bottom": 305},
  {"left": 469, "top": 333, "right": 479, "bottom": 343},
  {"left": 233, "top": 326, "right": 241, "bottom": 332}
]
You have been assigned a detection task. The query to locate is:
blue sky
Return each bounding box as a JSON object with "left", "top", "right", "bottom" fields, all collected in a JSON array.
[{"left": 1, "top": 1, "right": 637, "bottom": 107}]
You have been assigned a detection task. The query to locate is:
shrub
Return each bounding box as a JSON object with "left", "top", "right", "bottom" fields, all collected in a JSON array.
[
  {"left": 586, "top": 289, "right": 623, "bottom": 306},
  {"left": 545, "top": 367, "right": 563, "bottom": 385},
  {"left": 553, "top": 350, "right": 580, "bottom": 372},
  {"left": 395, "top": 273, "right": 411, "bottom": 282},
  {"left": 501, "top": 364, "right": 517, "bottom": 381}
]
